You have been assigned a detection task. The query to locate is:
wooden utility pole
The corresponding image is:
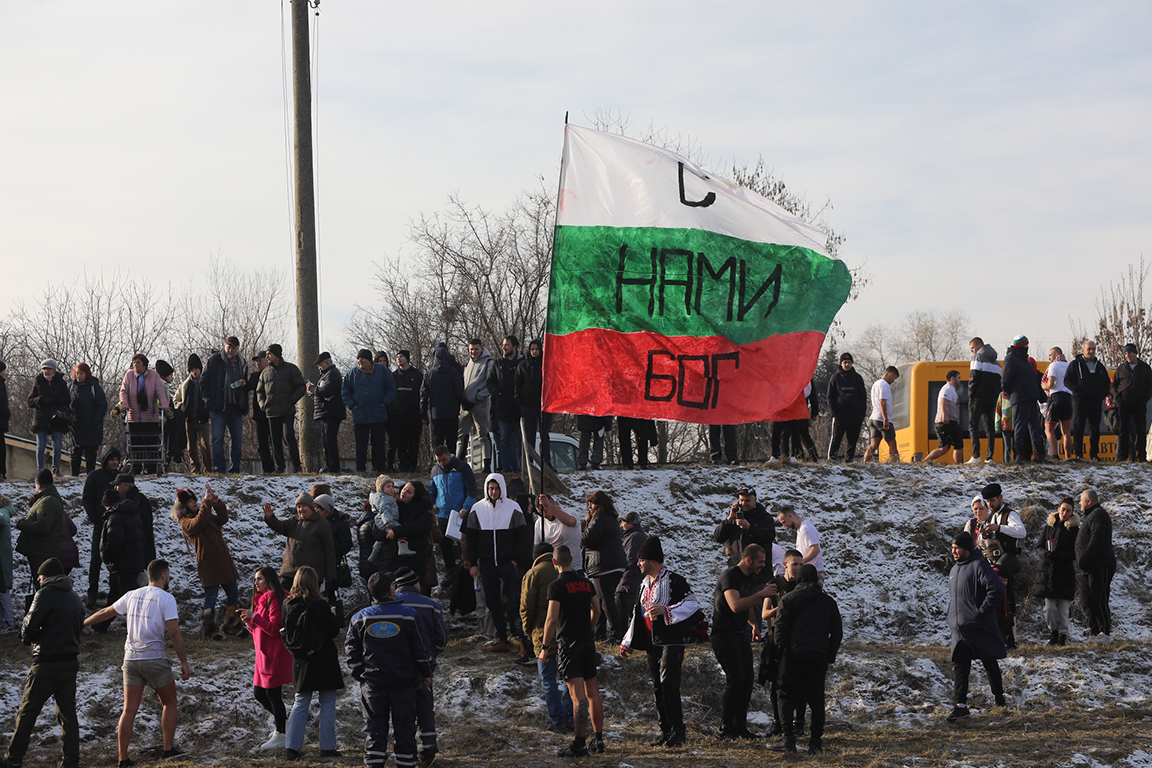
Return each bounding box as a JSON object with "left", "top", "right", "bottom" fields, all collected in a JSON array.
[{"left": 291, "top": 0, "right": 319, "bottom": 470}]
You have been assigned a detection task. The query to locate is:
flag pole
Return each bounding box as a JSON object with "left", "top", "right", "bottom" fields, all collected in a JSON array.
[{"left": 538, "top": 113, "right": 569, "bottom": 501}]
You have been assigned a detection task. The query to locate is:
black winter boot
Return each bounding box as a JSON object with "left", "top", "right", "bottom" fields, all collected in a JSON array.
[
  {"left": 1047, "top": 630, "right": 1060, "bottom": 646},
  {"left": 664, "top": 727, "right": 686, "bottom": 748},
  {"left": 1058, "top": 634, "right": 1067, "bottom": 645}
]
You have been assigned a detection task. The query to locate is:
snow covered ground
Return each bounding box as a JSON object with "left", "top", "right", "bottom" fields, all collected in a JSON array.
[{"left": 0, "top": 461, "right": 1149, "bottom": 765}]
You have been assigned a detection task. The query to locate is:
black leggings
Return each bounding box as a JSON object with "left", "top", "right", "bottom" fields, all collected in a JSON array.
[{"left": 254, "top": 685, "right": 287, "bottom": 733}]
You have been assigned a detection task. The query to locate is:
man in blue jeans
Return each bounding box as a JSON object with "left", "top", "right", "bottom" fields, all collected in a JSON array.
[
  {"left": 201, "top": 336, "right": 248, "bottom": 472},
  {"left": 488, "top": 336, "right": 523, "bottom": 472}
]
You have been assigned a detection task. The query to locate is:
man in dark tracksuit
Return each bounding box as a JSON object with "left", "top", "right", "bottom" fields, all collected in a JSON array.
[
  {"left": 826, "top": 353, "right": 867, "bottom": 461},
  {"left": 5, "top": 558, "right": 86, "bottom": 768},
  {"left": 393, "top": 568, "right": 449, "bottom": 761},
  {"left": 1111, "top": 343, "right": 1152, "bottom": 462},
  {"left": 81, "top": 447, "right": 122, "bottom": 607},
  {"left": 772, "top": 564, "right": 842, "bottom": 755},
  {"left": 1000, "top": 336, "right": 1046, "bottom": 462},
  {"left": 967, "top": 338, "right": 1001, "bottom": 462},
  {"left": 346, "top": 572, "right": 432, "bottom": 768}
]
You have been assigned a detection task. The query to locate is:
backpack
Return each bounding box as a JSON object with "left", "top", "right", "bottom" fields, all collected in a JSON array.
[{"left": 281, "top": 598, "right": 325, "bottom": 659}]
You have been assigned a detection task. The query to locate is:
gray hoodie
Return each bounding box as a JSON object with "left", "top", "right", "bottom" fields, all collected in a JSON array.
[{"left": 463, "top": 347, "right": 494, "bottom": 405}]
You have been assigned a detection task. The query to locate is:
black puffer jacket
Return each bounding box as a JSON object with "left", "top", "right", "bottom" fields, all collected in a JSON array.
[
  {"left": 123, "top": 486, "right": 156, "bottom": 563},
  {"left": 1112, "top": 359, "right": 1152, "bottom": 404},
  {"left": 28, "top": 372, "right": 71, "bottom": 434},
  {"left": 1075, "top": 503, "right": 1117, "bottom": 573},
  {"left": 582, "top": 511, "right": 627, "bottom": 577},
  {"left": 101, "top": 499, "right": 147, "bottom": 575},
  {"left": 22, "top": 573, "right": 85, "bottom": 658},
  {"left": 202, "top": 350, "right": 249, "bottom": 415},
  {"left": 1034, "top": 512, "right": 1078, "bottom": 601},
  {"left": 713, "top": 501, "right": 776, "bottom": 566},
  {"left": 1002, "top": 346, "right": 1042, "bottom": 405},
  {"left": 69, "top": 376, "right": 108, "bottom": 447},
  {"left": 313, "top": 364, "right": 346, "bottom": 422},
  {"left": 375, "top": 485, "right": 434, "bottom": 578},
  {"left": 420, "top": 344, "right": 465, "bottom": 420},
  {"left": 488, "top": 353, "right": 522, "bottom": 421},
  {"left": 514, "top": 342, "right": 543, "bottom": 410},
  {"left": 773, "top": 576, "right": 843, "bottom": 670},
  {"left": 285, "top": 595, "right": 344, "bottom": 692}
]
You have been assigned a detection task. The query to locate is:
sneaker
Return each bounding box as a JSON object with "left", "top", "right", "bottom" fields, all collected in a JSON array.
[
  {"left": 734, "top": 728, "right": 760, "bottom": 740},
  {"left": 664, "top": 728, "right": 686, "bottom": 748},
  {"left": 808, "top": 737, "right": 823, "bottom": 754},
  {"left": 589, "top": 734, "right": 605, "bottom": 753},
  {"left": 546, "top": 722, "right": 570, "bottom": 734},
  {"left": 482, "top": 640, "right": 510, "bottom": 652},
  {"left": 284, "top": 748, "right": 302, "bottom": 761},
  {"left": 117, "top": 760, "right": 136, "bottom": 768},
  {"left": 419, "top": 752, "right": 437, "bottom": 767},
  {"left": 162, "top": 747, "right": 186, "bottom": 759},
  {"left": 1090, "top": 633, "right": 1113, "bottom": 643},
  {"left": 515, "top": 653, "right": 537, "bottom": 666},
  {"left": 261, "top": 731, "right": 286, "bottom": 749},
  {"left": 984, "top": 457, "right": 995, "bottom": 463},
  {"left": 767, "top": 456, "right": 779, "bottom": 463},
  {"left": 557, "top": 744, "right": 589, "bottom": 757},
  {"left": 965, "top": 456, "right": 981, "bottom": 464},
  {"left": 994, "top": 695, "right": 1007, "bottom": 708},
  {"left": 946, "top": 705, "right": 970, "bottom": 722},
  {"left": 648, "top": 732, "right": 670, "bottom": 747},
  {"left": 319, "top": 749, "right": 341, "bottom": 757}
]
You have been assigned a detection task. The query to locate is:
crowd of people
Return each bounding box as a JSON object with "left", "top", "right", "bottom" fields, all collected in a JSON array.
[{"left": 0, "top": 449, "right": 1122, "bottom": 764}]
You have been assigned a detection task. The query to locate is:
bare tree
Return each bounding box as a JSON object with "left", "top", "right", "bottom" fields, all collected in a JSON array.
[
  {"left": 1090, "top": 256, "right": 1152, "bottom": 367},
  {"left": 853, "top": 310, "right": 972, "bottom": 382}
]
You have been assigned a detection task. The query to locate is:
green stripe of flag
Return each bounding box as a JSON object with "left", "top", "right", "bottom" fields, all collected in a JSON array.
[{"left": 547, "top": 225, "right": 852, "bottom": 345}]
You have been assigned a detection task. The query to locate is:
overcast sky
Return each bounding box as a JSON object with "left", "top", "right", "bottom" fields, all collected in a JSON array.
[{"left": 3, "top": 1, "right": 1150, "bottom": 363}]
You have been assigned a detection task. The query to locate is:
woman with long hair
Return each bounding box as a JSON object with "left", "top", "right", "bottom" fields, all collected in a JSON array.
[
  {"left": 282, "top": 565, "right": 344, "bottom": 759},
  {"left": 68, "top": 362, "right": 107, "bottom": 476},
  {"left": 241, "top": 566, "right": 293, "bottom": 749},
  {"left": 172, "top": 485, "right": 241, "bottom": 638},
  {"left": 1035, "top": 497, "right": 1079, "bottom": 645},
  {"left": 582, "top": 490, "right": 628, "bottom": 642}
]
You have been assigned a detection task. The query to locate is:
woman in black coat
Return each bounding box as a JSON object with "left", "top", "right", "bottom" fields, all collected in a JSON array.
[
  {"left": 69, "top": 363, "right": 108, "bottom": 476},
  {"left": 283, "top": 566, "right": 343, "bottom": 757},
  {"left": 28, "top": 359, "right": 71, "bottom": 476},
  {"left": 1035, "top": 497, "right": 1079, "bottom": 646},
  {"left": 375, "top": 481, "right": 435, "bottom": 594},
  {"left": 582, "top": 490, "right": 628, "bottom": 642}
]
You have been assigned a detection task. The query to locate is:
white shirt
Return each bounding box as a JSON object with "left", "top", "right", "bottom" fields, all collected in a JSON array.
[
  {"left": 533, "top": 514, "right": 582, "bottom": 571},
  {"left": 1045, "top": 360, "right": 1071, "bottom": 395},
  {"left": 114, "top": 585, "right": 179, "bottom": 661},
  {"left": 771, "top": 543, "right": 785, "bottom": 577},
  {"left": 869, "top": 379, "right": 892, "bottom": 422},
  {"left": 937, "top": 382, "right": 959, "bottom": 423},
  {"left": 796, "top": 519, "right": 825, "bottom": 573}
]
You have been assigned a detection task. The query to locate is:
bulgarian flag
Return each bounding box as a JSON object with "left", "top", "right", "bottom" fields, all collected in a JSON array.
[{"left": 543, "top": 125, "right": 852, "bottom": 424}]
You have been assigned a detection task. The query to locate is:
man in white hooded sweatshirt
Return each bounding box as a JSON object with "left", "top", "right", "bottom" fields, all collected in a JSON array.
[{"left": 462, "top": 473, "right": 529, "bottom": 652}]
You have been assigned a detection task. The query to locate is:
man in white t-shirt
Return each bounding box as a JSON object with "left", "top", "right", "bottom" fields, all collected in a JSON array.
[
  {"left": 777, "top": 506, "right": 825, "bottom": 582},
  {"left": 924, "top": 370, "right": 964, "bottom": 463},
  {"left": 862, "top": 367, "right": 900, "bottom": 462},
  {"left": 534, "top": 494, "right": 582, "bottom": 571},
  {"left": 1042, "top": 347, "right": 1073, "bottom": 459},
  {"left": 85, "top": 559, "right": 191, "bottom": 766}
]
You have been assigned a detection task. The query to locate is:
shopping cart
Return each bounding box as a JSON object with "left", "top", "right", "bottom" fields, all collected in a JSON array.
[{"left": 120, "top": 407, "right": 168, "bottom": 476}]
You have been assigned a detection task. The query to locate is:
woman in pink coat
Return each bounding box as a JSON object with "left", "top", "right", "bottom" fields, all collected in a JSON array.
[
  {"left": 117, "top": 353, "right": 170, "bottom": 473},
  {"left": 240, "top": 566, "right": 294, "bottom": 749}
]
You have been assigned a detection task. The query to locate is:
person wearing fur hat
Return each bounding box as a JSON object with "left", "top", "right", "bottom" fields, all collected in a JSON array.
[
  {"left": 116, "top": 353, "right": 170, "bottom": 474},
  {"left": 263, "top": 493, "right": 337, "bottom": 594},
  {"left": 174, "top": 354, "right": 212, "bottom": 473},
  {"left": 1034, "top": 497, "right": 1079, "bottom": 645},
  {"left": 5, "top": 557, "right": 85, "bottom": 768},
  {"left": 67, "top": 361, "right": 108, "bottom": 476},
  {"left": 28, "top": 359, "right": 71, "bottom": 476},
  {"left": 257, "top": 344, "right": 307, "bottom": 473},
  {"left": 620, "top": 535, "right": 705, "bottom": 749},
  {"left": 393, "top": 567, "right": 448, "bottom": 762},
  {"left": 946, "top": 531, "right": 1007, "bottom": 722},
  {"left": 173, "top": 485, "right": 241, "bottom": 638}
]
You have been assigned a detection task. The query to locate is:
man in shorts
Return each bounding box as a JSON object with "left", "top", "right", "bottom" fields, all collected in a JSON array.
[
  {"left": 540, "top": 545, "right": 605, "bottom": 757},
  {"left": 924, "top": 370, "right": 964, "bottom": 463},
  {"left": 1043, "top": 347, "right": 1073, "bottom": 459},
  {"left": 85, "top": 559, "right": 192, "bottom": 767},
  {"left": 862, "top": 366, "right": 900, "bottom": 462}
]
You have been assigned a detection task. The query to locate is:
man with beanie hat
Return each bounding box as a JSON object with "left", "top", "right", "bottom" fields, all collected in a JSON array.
[
  {"left": 1000, "top": 335, "right": 1046, "bottom": 462},
  {"left": 175, "top": 354, "right": 212, "bottom": 473},
  {"left": 346, "top": 571, "right": 432, "bottom": 768},
  {"left": 263, "top": 494, "right": 337, "bottom": 593},
  {"left": 342, "top": 349, "right": 397, "bottom": 474},
  {"left": 946, "top": 531, "right": 1007, "bottom": 722},
  {"left": 202, "top": 336, "right": 249, "bottom": 472},
  {"left": 258, "top": 344, "right": 307, "bottom": 473},
  {"left": 826, "top": 352, "right": 867, "bottom": 461},
  {"left": 393, "top": 567, "right": 448, "bottom": 762},
  {"left": 521, "top": 542, "right": 573, "bottom": 734},
  {"left": 15, "top": 469, "right": 65, "bottom": 588},
  {"left": 5, "top": 557, "right": 85, "bottom": 768},
  {"left": 772, "top": 564, "right": 842, "bottom": 754},
  {"left": 1111, "top": 342, "right": 1152, "bottom": 462},
  {"left": 620, "top": 536, "right": 704, "bottom": 749}
]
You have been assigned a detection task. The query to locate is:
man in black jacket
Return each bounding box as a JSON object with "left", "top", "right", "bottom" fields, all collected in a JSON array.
[
  {"left": 81, "top": 447, "right": 122, "bottom": 607},
  {"left": 772, "top": 564, "right": 842, "bottom": 755},
  {"left": 5, "top": 558, "right": 86, "bottom": 768},
  {"left": 201, "top": 335, "right": 249, "bottom": 473},
  {"left": 967, "top": 338, "right": 1001, "bottom": 463},
  {"left": 1075, "top": 489, "right": 1117, "bottom": 641},
  {"left": 1064, "top": 341, "right": 1111, "bottom": 460},
  {"left": 96, "top": 489, "right": 147, "bottom": 634},
  {"left": 489, "top": 335, "right": 523, "bottom": 473},
  {"left": 308, "top": 352, "right": 346, "bottom": 473},
  {"left": 1111, "top": 343, "right": 1152, "bottom": 462},
  {"left": 825, "top": 353, "right": 867, "bottom": 461},
  {"left": 515, "top": 339, "right": 552, "bottom": 469},
  {"left": 713, "top": 487, "right": 775, "bottom": 572},
  {"left": 389, "top": 349, "right": 424, "bottom": 472}
]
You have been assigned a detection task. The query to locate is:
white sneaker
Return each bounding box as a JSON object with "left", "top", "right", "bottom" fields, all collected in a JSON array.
[
  {"left": 767, "top": 456, "right": 779, "bottom": 463},
  {"left": 261, "top": 731, "right": 286, "bottom": 749},
  {"left": 965, "top": 456, "right": 981, "bottom": 464},
  {"left": 984, "top": 458, "right": 995, "bottom": 464},
  {"left": 1089, "top": 633, "right": 1112, "bottom": 644}
]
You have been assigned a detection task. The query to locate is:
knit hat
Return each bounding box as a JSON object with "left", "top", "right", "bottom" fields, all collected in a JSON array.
[
  {"left": 187, "top": 354, "right": 203, "bottom": 372},
  {"left": 41, "top": 359, "right": 58, "bottom": 371},
  {"left": 953, "top": 531, "right": 975, "bottom": 552},
  {"left": 1124, "top": 343, "right": 1139, "bottom": 354},
  {"left": 798, "top": 564, "right": 819, "bottom": 583},
  {"left": 313, "top": 494, "right": 335, "bottom": 514},
  {"left": 622, "top": 510, "right": 641, "bottom": 526},
  {"left": 1011, "top": 335, "right": 1028, "bottom": 348},
  {"left": 981, "top": 483, "right": 1002, "bottom": 500},
  {"left": 357, "top": 348, "right": 373, "bottom": 361},
  {"left": 637, "top": 535, "right": 664, "bottom": 563},
  {"left": 295, "top": 492, "right": 315, "bottom": 509},
  {"left": 38, "top": 558, "right": 66, "bottom": 578},
  {"left": 839, "top": 352, "right": 853, "bottom": 363},
  {"left": 532, "top": 543, "right": 554, "bottom": 559},
  {"left": 155, "top": 359, "right": 174, "bottom": 378},
  {"left": 35, "top": 468, "right": 54, "bottom": 488},
  {"left": 101, "top": 489, "right": 120, "bottom": 508},
  {"left": 176, "top": 488, "right": 197, "bottom": 505},
  {"left": 394, "top": 568, "right": 420, "bottom": 588},
  {"left": 315, "top": 351, "right": 332, "bottom": 365},
  {"left": 267, "top": 344, "right": 283, "bottom": 358},
  {"left": 397, "top": 349, "right": 411, "bottom": 362},
  {"left": 375, "top": 475, "right": 393, "bottom": 493},
  {"left": 368, "top": 571, "right": 394, "bottom": 599},
  {"left": 114, "top": 473, "right": 135, "bottom": 486}
]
